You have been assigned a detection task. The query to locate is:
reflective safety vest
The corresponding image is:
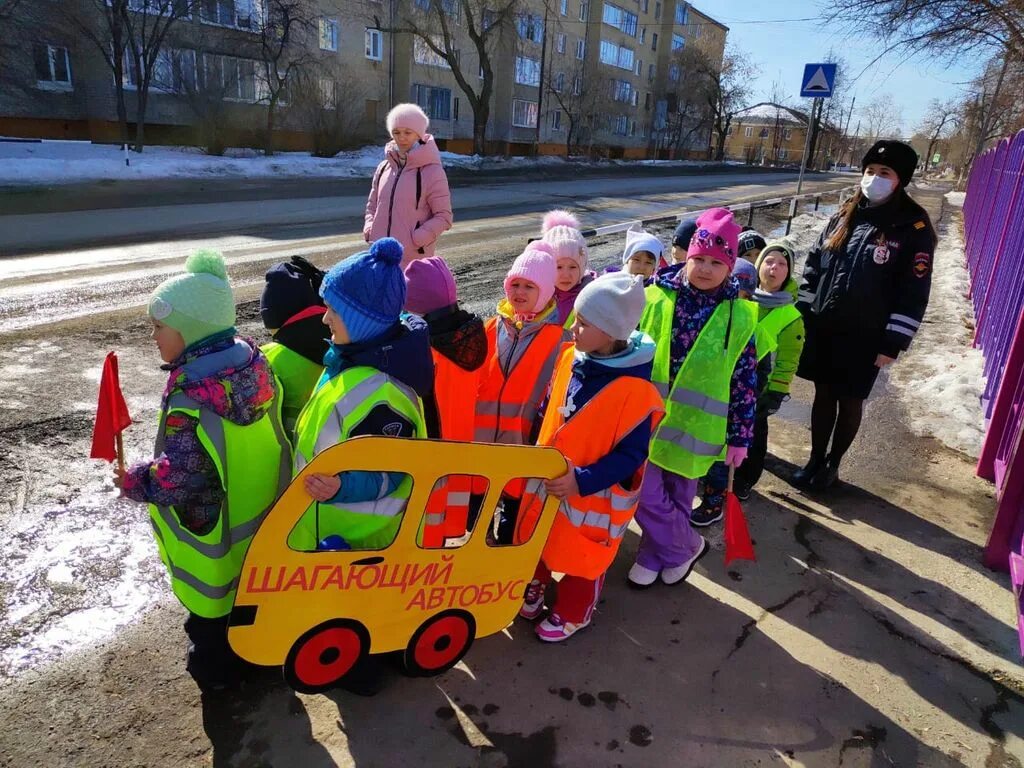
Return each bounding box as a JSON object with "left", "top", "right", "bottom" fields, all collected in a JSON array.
[
  {"left": 148, "top": 392, "right": 291, "bottom": 618},
  {"left": 753, "top": 303, "right": 802, "bottom": 361},
  {"left": 640, "top": 285, "right": 757, "bottom": 479},
  {"left": 515, "top": 347, "right": 664, "bottom": 580},
  {"left": 562, "top": 308, "right": 576, "bottom": 332},
  {"left": 290, "top": 365, "right": 426, "bottom": 550},
  {"left": 261, "top": 341, "right": 324, "bottom": 435}
]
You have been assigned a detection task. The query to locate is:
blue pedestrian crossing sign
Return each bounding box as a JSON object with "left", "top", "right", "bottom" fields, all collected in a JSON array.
[{"left": 800, "top": 63, "right": 838, "bottom": 98}]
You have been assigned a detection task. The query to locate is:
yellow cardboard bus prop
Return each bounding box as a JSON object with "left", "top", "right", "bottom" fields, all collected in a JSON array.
[{"left": 227, "top": 436, "right": 567, "bottom": 692}]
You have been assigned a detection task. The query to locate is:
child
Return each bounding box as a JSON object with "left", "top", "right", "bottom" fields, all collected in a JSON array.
[
  {"left": 404, "top": 256, "right": 488, "bottom": 545},
  {"left": 542, "top": 210, "right": 594, "bottom": 329},
  {"left": 670, "top": 217, "right": 698, "bottom": 264},
  {"left": 516, "top": 272, "right": 663, "bottom": 641},
  {"left": 475, "top": 241, "right": 568, "bottom": 542},
  {"left": 292, "top": 237, "right": 434, "bottom": 552},
  {"left": 738, "top": 229, "right": 767, "bottom": 264},
  {"left": 732, "top": 258, "right": 758, "bottom": 299},
  {"left": 629, "top": 207, "right": 759, "bottom": 587},
  {"left": 117, "top": 250, "right": 290, "bottom": 691},
  {"left": 692, "top": 240, "right": 805, "bottom": 524},
  {"left": 260, "top": 256, "right": 330, "bottom": 434},
  {"left": 621, "top": 227, "right": 666, "bottom": 279}
]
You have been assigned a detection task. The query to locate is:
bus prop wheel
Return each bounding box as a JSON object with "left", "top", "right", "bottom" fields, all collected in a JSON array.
[
  {"left": 284, "top": 619, "right": 370, "bottom": 693},
  {"left": 404, "top": 610, "right": 476, "bottom": 677}
]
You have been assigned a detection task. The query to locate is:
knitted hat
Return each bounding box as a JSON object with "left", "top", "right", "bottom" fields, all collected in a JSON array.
[
  {"left": 148, "top": 250, "right": 235, "bottom": 348},
  {"left": 260, "top": 255, "right": 325, "bottom": 330},
  {"left": 622, "top": 227, "right": 665, "bottom": 266},
  {"left": 755, "top": 238, "right": 797, "bottom": 285},
  {"left": 504, "top": 241, "right": 557, "bottom": 314},
  {"left": 688, "top": 207, "right": 741, "bottom": 269},
  {"left": 732, "top": 258, "right": 758, "bottom": 295},
  {"left": 541, "top": 210, "right": 589, "bottom": 271},
  {"left": 404, "top": 256, "right": 458, "bottom": 315},
  {"left": 575, "top": 272, "right": 647, "bottom": 341},
  {"left": 737, "top": 230, "right": 766, "bottom": 260},
  {"left": 672, "top": 217, "right": 698, "bottom": 249},
  {"left": 386, "top": 103, "right": 429, "bottom": 137},
  {"left": 861, "top": 140, "right": 918, "bottom": 187},
  {"left": 320, "top": 237, "right": 406, "bottom": 343}
]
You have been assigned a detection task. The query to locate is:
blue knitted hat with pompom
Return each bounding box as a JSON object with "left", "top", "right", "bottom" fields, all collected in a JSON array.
[{"left": 321, "top": 237, "right": 406, "bottom": 343}]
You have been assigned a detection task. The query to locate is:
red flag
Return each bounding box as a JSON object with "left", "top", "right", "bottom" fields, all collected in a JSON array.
[
  {"left": 724, "top": 471, "right": 755, "bottom": 565},
  {"left": 90, "top": 352, "right": 131, "bottom": 463}
]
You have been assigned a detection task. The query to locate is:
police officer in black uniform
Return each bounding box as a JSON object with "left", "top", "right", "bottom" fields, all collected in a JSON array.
[{"left": 793, "top": 140, "right": 937, "bottom": 490}]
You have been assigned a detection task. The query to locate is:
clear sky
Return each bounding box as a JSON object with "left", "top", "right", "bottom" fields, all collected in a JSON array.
[{"left": 697, "top": 0, "right": 989, "bottom": 136}]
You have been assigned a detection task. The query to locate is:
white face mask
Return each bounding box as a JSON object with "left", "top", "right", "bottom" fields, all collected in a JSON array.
[{"left": 861, "top": 173, "right": 896, "bottom": 202}]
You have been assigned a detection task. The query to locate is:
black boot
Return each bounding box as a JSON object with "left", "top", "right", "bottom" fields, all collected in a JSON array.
[
  {"left": 792, "top": 455, "right": 825, "bottom": 487},
  {"left": 809, "top": 457, "right": 841, "bottom": 490}
]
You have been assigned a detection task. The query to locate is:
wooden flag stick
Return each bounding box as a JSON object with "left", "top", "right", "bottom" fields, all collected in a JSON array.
[
  {"left": 116, "top": 432, "right": 125, "bottom": 476},
  {"left": 727, "top": 464, "right": 735, "bottom": 494}
]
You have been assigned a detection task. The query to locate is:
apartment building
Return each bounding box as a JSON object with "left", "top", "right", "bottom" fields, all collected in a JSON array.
[
  {"left": 0, "top": 0, "right": 727, "bottom": 157},
  {"left": 724, "top": 102, "right": 842, "bottom": 167}
]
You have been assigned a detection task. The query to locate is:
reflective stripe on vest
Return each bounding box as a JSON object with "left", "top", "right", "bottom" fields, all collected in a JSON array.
[
  {"left": 148, "top": 392, "right": 291, "bottom": 618},
  {"left": 474, "top": 317, "right": 564, "bottom": 444},
  {"left": 261, "top": 341, "right": 324, "bottom": 435},
  {"left": 290, "top": 366, "right": 425, "bottom": 550},
  {"left": 754, "top": 303, "right": 802, "bottom": 361},
  {"left": 641, "top": 286, "right": 757, "bottom": 479},
  {"left": 515, "top": 345, "right": 663, "bottom": 580}
]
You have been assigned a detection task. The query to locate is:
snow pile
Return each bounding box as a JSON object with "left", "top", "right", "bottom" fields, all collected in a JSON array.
[
  {"left": 889, "top": 203, "right": 986, "bottom": 457},
  {"left": 945, "top": 190, "right": 966, "bottom": 207}
]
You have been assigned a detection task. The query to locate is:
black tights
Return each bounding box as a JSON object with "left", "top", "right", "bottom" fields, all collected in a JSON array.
[{"left": 810, "top": 382, "right": 865, "bottom": 465}]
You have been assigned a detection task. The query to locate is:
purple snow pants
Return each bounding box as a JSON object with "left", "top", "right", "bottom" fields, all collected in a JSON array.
[{"left": 634, "top": 464, "right": 702, "bottom": 571}]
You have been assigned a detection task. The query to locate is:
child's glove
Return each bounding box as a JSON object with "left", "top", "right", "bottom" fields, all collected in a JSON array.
[
  {"left": 725, "top": 446, "right": 748, "bottom": 468},
  {"left": 756, "top": 391, "right": 786, "bottom": 417}
]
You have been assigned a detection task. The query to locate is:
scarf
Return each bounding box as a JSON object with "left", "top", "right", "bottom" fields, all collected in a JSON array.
[{"left": 752, "top": 288, "right": 795, "bottom": 308}]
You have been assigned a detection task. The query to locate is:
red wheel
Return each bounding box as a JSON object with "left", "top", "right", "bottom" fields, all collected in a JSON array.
[
  {"left": 404, "top": 610, "right": 476, "bottom": 677},
  {"left": 284, "top": 619, "right": 369, "bottom": 693}
]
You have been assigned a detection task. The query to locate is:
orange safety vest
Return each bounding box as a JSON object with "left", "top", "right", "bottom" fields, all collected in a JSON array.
[{"left": 515, "top": 347, "right": 664, "bottom": 580}]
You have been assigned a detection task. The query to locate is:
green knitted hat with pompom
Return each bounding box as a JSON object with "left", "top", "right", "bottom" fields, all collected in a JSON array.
[{"left": 148, "top": 250, "right": 236, "bottom": 348}]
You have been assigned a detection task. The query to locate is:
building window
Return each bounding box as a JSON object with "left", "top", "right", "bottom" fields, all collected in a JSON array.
[
  {"left": 201, "top": 0, "right": 256, "bottom": 29},
  {"left": 413, "top": 83, "right": 452, "bottom": 120},
  {"left": 726, "top": 125, "right": 733, "bottom": 135},
  {"left": 778, "top": 148, "right": 788, "bottom": 160},
  {"left": 648, "top": 62, "right": 654, "bottom": 82},
  {"left": 692, "top": 22, "right": 702, "bottom": 38},
  {"left": 319, "top": 18, "right": 339, "bottom": 51},
  {"left": 517, "top": 13, "right": 544, "bottom": 42},
  {"left": 319, "top": 78, "right": 338, "bottom": 108},
  {"left": 551, "top": 109, "right": 563, "bottom": 131},
  {"left": 572, "top": 76, "right": 581, "bottom": 95},
  {"left": 202, "top": 54, "right": 259, "bottom": 101},
  {"left": 668, "top": 63, "right": 679, "bottom": 82},
  {"left": 631, "top": 90, "right": 639, "bottom": 106},
  {"left": 630, "top": 119, "right": 637, "bottom": 137},
  {"left": 644, "top": 91, "right": 651, "bottom": 109},
  {"left": 33, "top": 44, "right": 72, "bottom": 89},
  {"left": 654, "top": 1, "right": 661, "bottom": 19},
  {"left": 149, "top": 48, "right": 196, "bottom": 93},
  {"left": 651, "top": 32, "right": 658, "bottom": 51},
  {"left": 602, "top": 3, "right": 638, "bottom": 36},
  {"left": 454, "top": 96, "right": 460, "bottom": 120},
  {"left": 556, "top": 33, "right": 566, "bottom": 54},
  {"left": 744, "top": 126, "right": 753, "bottom": 138},
  {"left": 639, "top": 27, "right": 646, "bottom": 43},
  {"left": 672, "top": 33, "right": 684, "bottom": 51},
  {"left": 575, "top": 39, "right": 586, "bottom": 59},
  {"left": 515, "top": 55, "right": 541, "bottom": 86},
  {"left": 579, "top": 1, "right": 588, "bottom": 21},
  {"left": 415, "top": 0, "right": 460, "bottom": 22},
  {"left": 614, "top": 114, "right": 628, "bottom": 135},
  {"left": 759, "top": 127, "right": 769, "bottom": 139},
  {"left": 600, "top": 39, "right": 634, "bottom": 70},
  {"left": 365, "top": 28, "right": 383, "bottom": 61},
  {"left": 675, "top": 2, "right": 688, "bottom": 25},
  {"left": 414, "top": 37, "right": 450, "bottom": 68},
  {"left": 610, "top": 78, "right": 633, "bottom": 102},
  {"left": 560, "top": 0, "right": 568, "bottom": 14},
  {"left": 554, "top": 71, "right": 566, "bottom": 91},
  {"left": 512, "top": 98, "right": 538, "bottom": 128},
  {"left": 634, "top": 57, "right": 642, "bottom": 75},
  {"left": 642, "top": 0, "right": 649, "bottom": 11},
  {"left": 783, "top": 127, "right": 793, "bottom": 140}
]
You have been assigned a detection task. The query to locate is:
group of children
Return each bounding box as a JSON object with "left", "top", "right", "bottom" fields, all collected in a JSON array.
[{"left": 114, "top": 204, "right": 805, "bottom": 690}]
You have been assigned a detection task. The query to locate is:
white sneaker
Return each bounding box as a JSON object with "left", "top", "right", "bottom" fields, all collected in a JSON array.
[
  {"left": 660, "top": 537, "right": 709, "bottom": 585},
  {"left": 627, "top": 562, "right": 660, "bottom": 588},
  {"left": 518, "top": 579, "right": 546, "bottom": 620},
  {"left": 536, "top": 613, "right": 590, "bottom": 642}
]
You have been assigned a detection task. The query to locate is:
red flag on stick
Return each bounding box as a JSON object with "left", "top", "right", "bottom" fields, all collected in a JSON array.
[
  {"left": 724, "top": 465, "right": 756, "bottom": 565},
  {"left": 90, "top": 352, "right": 132, "bottom": 472}
]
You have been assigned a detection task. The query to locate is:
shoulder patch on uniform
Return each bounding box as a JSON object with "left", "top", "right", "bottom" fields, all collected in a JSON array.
[
  {"left": 914, "top": 221, "right": 926, "bottom": 230},
  {"left": 913, "top": 252, "right": 931, "bottom": 278}
]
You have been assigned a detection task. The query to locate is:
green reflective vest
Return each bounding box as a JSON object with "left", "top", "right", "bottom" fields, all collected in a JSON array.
[
  {"left": 754, "top": 303, "right": 802, "bottom": 360},
  {"left": 148, "top": 393, "right": 291, "bottom": 618},
  {"left": 261, "top": 341, "right": 324, "bottom": 435},
  {"left": 562, "top": 309, "right": 576, "bottom": 331},
  {"left": 290, "top": 365, "right": 426, "bottom": 551},
  {"left": 640, "top": 284, "right": 758, "bottom": 478}
]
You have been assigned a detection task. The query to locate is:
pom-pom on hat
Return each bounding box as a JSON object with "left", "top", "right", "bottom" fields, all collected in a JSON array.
[
  {"left": 386, "top": 103, "right": 429, "bottom": 137},
  {"left": 861, "top": 139, "right": 918, "bottom": 187},
  {"left": 148, "top": 250, "right": 236, "bottom": 348},
  {"left": 260, "top": 255, "right": 325, "bottom": 330},
  {"left": 404, "top": 256, "right": 458, "bottom": 316},
  {"left": 622, "top": 227, "right": 665, "bottom": 266},
  {"left": 541, "top": 209, "right": 589, "bottom": 271},
  {"left": 504, "top": 241, "right": 557, "bottom": 314},
  {"left": 687, "top": 207, "right": 741, "bottom": 270},
  {"left": 320, "top": 237, "right": 407, "bottom": 343},
  {"left": 575, "top": 272, "right": 647, "bottom": 341}
]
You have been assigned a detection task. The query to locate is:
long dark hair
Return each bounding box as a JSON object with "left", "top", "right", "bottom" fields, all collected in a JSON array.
[{"left": 824, "top": 188, "right": 866, "bottom": 253}]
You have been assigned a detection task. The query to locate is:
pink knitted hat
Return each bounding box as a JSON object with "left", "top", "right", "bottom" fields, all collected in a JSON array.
[
  {"left": 404, "top": 256, "right": 457, "bottom": 315},
  {"left": 541, "top": 210, "right": 589, "bottom": 271},
  {"left": 687, "top": 207, "right": 741, "bottom": 269},
  {"left": 386, "top": 103, "right": 429, "bottom": 137},
  {"left": 504, "top": 241, "right": 557, "bottom": 314}
]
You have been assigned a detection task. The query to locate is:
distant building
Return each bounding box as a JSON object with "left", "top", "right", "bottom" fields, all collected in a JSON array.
[{"left": 724, "top": 101, "right": 843, "bottom": 167}]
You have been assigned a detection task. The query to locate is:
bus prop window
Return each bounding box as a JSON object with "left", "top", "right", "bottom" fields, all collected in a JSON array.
[
  {"left": 485, "top": 477, "right": 548, "bottom": 548},
  {"left": 420, "top": 474, "right": 489, "bottom": 549}
]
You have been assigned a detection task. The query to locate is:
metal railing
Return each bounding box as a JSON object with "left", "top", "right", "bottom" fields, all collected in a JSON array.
[{"left": 965, "top": 128, "right": 1024, "bottom": 655}]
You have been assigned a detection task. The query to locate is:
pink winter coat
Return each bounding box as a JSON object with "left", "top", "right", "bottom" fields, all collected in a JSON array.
[{"left": 363, "top": 134, "right": 453, "bottom": 267}]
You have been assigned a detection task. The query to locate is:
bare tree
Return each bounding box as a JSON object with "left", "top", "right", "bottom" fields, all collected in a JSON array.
[
  {"left": 384, "top": 0, "right": 522, "bottom": 155},
  {"left": 861, "top": 94, "right": 903, "bottom": 141},
  {"left": 289, "top": 68, "right": 368, "bottom": 157},
  {"left": 255, "top": 0, "right": 316, "bottom": 155},
  {"left": 69, "top": 0, "right": 133, "bottom": 145},
  {"left": 693, "top": 45, "right": 756, "bottom": 161},
  {"left": 660, "top": 45, "right": 717, "bottom": 158},
  {"left": 916, "top": 98, "right": 959, "bottom": 172}
]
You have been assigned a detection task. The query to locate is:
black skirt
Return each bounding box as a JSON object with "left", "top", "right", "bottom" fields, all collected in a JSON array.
[{"left": 797, "top": 319, "right": 884, "bottom": 400}]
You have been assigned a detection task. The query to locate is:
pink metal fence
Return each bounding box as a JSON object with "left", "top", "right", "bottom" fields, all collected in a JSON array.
[{"left": 966, "top": 129, "right": 1024, "bottom": 655}]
